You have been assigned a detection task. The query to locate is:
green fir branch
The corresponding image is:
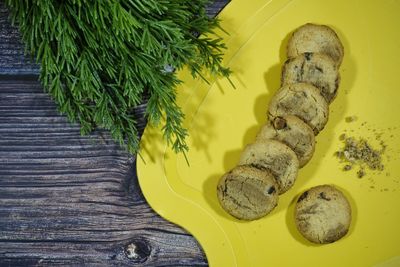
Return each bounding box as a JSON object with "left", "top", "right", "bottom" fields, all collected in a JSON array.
[{"left": 6, "top": 0, "right": 230, "bottom": 155}]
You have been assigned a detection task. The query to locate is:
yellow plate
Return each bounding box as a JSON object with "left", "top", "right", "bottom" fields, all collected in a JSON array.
[{"left": 138, "top": 0, "right": 400, "bottom": 266}]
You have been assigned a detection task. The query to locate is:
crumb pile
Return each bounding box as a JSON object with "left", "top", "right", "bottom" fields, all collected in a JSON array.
[{"left": 335, "top": 134, "right": 385, "bottom": 178}]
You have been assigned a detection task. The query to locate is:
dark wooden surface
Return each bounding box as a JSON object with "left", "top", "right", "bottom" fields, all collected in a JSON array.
[{"left": 0, "top": 1, "right": 228, "bottom": 266}]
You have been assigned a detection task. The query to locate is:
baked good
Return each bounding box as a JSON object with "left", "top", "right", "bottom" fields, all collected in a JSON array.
[
  {"left": 256, "top": 115, "right": 315, "bottom": 167},
  {"left": 295, "top": 185, "right": 352, "bottom": 244},
  {"left": 217, "top": 165, "right": 279, "bottom": 220},
  {"left": 287, "top": 23, "right": 344, "bottom": 66},
  {"left": 268, "top": 83, "right": 329, "bottom": 135},
  {"left": 282, "top": 52, "right": 340, "bottom": 103},
  {"left": 238, "top": 140, "right": 299, "bottom": 194}
]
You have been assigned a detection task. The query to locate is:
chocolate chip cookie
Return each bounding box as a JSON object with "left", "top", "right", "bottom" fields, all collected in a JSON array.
[
  {"left": 268, "top": 83, "right": 329, "bottom": 135},
  {"left": 287, "top": 23, "right": 344, "bottom": 66},
  {"left": 282, "top": 52, "right": 340, "bottom": 103},
  {"left": 217, "top": 165, "right": 279, "bottom": 220},
  {"left": 295, "top": 185, "right": 352, "bottom": 244},
  {"left": 238, "top": 139, "right": 299, "bottom": 194},
  {"left": 256, "top": 115, "right": 315, "bottom": 167}
]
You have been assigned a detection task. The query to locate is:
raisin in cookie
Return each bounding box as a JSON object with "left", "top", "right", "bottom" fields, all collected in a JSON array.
[
  {"left": 256, "top": 115, "right": 315, "bottom": 167},
  {"left": 287, "top": 23, "right": 344, "bottom": 66},
  {"left": 217, "top": 165, "right": 279, "bottom": 220},
  {"left": 295, "top": 185, "right": 352, "bottom": 244},
  {"left": 238, "top": 140, "right": 299, "bottom": 194},
  {"left": 282, "top": 52, "right": 340, "bottom": 103},
  {"left": 268, "top": 83, "right": 329, "bottom": 135}
]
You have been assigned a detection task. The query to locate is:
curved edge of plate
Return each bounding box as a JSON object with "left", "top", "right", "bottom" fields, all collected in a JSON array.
[
  {"left": 137, "top": 140, "right": 243, "bottom": 266},
  {"left": 137, "top": 0, "right": 296, "bottom": 266}
]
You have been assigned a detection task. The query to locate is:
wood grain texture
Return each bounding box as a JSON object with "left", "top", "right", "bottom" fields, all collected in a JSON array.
[
  {"left": 0, "top": 3, "right": 39, "bottom": 75},
  {"left": 0, "top": 78, "right": 207, "bottom": 266},
  {"left": 0, "top": 0, "right": 230, "bottom": 266}
]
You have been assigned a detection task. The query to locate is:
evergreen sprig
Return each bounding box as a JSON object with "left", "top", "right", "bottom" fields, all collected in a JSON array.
[{"left": 6, "top": 0, "right": 230, "bottom": 154}]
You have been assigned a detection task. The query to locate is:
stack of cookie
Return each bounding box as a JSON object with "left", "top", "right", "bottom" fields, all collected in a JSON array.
[{"left": 217, "top": 23, "right": 345, "bottom": 221}]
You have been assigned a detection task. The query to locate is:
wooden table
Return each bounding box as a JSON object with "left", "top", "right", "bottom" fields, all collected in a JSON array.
[{"left": 0, "top": 1, "right": 228, "bottom": 265}]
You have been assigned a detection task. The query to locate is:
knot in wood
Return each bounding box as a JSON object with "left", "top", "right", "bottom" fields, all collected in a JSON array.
[{"left": 125, "top": 240, "right": 151, "bottom": 263}]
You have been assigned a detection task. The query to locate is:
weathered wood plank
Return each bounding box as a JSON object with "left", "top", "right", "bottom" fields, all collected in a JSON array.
[
  {"left": 0, "top": 79, "right": 207, "bottom": 266},
  {"left": 0, "top": 2, "right": 39, "bottom": 75}
]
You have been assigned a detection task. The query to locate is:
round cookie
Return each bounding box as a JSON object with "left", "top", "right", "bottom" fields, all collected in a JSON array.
[
  {"left": 256, "top": 115, "right": 315, "bottom": 167},
  {"left": 295, "top": 185, "right": 352, "bottom": 244},
  {"left": 282, "top": 52, "right": 340, "bottom": 103},
  {"left": 268, "top": 83, "right": 329, "bottom": 135},
  {"left": 238, "top": 140, "right": 299, "bottom": 194},
  {"left": 217, "top": 165, "right": 279, "bottom": 220},
  {"left": 287, "top": 23, "right": 344, "bottom": 66}
]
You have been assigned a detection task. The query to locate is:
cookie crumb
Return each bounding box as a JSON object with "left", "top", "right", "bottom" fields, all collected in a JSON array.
[
  {"left": 335, "top": 135, "right": 385, "bottom": 178},
  {"left": 343, "top": 165, "right": 352, "bottom": 171},
  {"left": 357, "top": 169, "right": 366, "bottom": 178},
  {"left": 345, "top": 116, "right": 357, "bottom": 123}
]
